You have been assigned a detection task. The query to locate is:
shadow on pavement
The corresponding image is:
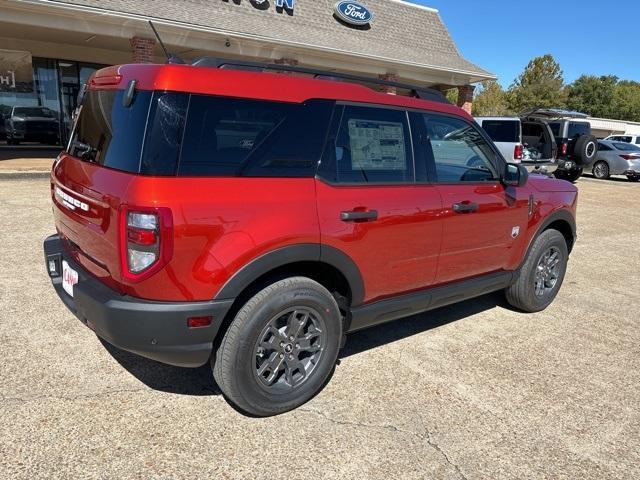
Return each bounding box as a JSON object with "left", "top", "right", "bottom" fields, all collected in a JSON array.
[
  {"left": 340, "top": 291, "right": 507, "bottom": 358},
  {"left": 0, "top": 144, "right": 60, "bottom": 160},
  {"left": 99, "top": 291, "right": 508, "bottom": 397},
  {"left": 100, "top": 338, "right": 222, "bottom": 396}
]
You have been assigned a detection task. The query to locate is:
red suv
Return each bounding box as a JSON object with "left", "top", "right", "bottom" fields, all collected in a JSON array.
[{"left": 44, "top": 61, "right": 578, "bottom": 416}]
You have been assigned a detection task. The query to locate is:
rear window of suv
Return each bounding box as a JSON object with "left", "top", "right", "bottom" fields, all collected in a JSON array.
[
  {"left": 69, "top": 90, "right": 332, "bottom": 177},
  {"left": 567, "top": 122, "right": 590, "bottom": 139},
  {"left": 479, "top": 120, "right": 520, "bottom": 143}
]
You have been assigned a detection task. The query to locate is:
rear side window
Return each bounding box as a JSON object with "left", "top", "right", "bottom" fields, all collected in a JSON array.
[
  {"left": 548, "top": 122, "right": 561, "bottom": 136},
  {"left": 568, "top": 122, "right": 590, "bottom": 139},
  {"left": 613, "top": 142, "right": 640, "bottom": 151},
  {"left": 480, "top": 120, "right": 520, "bottom": 142},
  {"left": 70, "top": 90, "right": 151, "bottom": 173},
  {"left": 179, "top": 96, "right": 332, "bottom": 177},
  {"left": 319, "top": 105, "right": 414, "bottom": 184}
]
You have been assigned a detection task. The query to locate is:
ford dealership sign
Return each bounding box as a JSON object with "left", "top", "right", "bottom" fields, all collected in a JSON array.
[{"left": 334, "top": 1, "right": 373, "bottom": 26}]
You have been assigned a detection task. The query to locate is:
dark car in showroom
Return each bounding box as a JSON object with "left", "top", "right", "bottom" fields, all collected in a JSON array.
[{"left": 4, "top": 106, "right": 61, "bottom": 145}]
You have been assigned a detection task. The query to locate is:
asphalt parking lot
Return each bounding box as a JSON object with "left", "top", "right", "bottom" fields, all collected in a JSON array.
[{"left": 0, "top": 175, "right": 638, "bottom": 479}]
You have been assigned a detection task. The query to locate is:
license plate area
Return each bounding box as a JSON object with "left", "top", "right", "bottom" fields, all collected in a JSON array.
[{"left": 62, "top": 260, "right": 78, "bottom": 297}]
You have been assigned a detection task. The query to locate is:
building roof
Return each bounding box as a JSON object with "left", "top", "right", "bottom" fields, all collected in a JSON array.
[{"left": 37, "top": 0, "right": 493, "bottom": 81}]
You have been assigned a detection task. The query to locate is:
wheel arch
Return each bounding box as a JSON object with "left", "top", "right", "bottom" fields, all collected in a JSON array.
[
  {"left": 525, "top": 209, "right": 576, "bottom": 260},
  {"left": 214, "top": 244, "right": 365, "bottom": 307}
]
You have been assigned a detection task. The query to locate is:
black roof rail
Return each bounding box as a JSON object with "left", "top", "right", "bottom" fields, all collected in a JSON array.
[{"left": 190, "top": 56, "right": 451, "bottom": 104}]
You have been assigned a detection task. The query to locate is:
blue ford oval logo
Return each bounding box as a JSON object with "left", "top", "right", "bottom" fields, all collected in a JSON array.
[{"left": 334, "top": 1, "right": 373, "bottom": 26}]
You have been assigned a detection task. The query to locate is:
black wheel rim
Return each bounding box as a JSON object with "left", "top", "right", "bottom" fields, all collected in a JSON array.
[
  {"left": 534, "top": 246, "right": 562, "bottom": 297},
  {"left": 253, "top": 307, "right": 326, "bottom": 392}
]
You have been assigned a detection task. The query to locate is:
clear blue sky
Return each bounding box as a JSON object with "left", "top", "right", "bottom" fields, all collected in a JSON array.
[{"left": 411, "top": 0, "right": 640, "bottom": 87}]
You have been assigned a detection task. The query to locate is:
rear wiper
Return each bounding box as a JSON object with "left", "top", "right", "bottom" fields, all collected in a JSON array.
[{"left": 71, "top": 140, "right": 95, "bottom": 161}]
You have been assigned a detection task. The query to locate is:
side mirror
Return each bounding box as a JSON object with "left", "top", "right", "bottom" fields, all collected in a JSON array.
[{"left": 503, "top": 163, "right": 528, "bottom": 187}]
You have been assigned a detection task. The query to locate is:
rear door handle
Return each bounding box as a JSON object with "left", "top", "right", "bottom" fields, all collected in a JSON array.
[
  {"left": 340, "top": 210, "right": 378, "bottom": 222},
  {"left": 452, "top": 202, "right": 479, "bottom": 213}
]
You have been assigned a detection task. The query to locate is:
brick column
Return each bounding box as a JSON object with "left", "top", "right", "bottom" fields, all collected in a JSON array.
[
  {"left": 272, "top": 57, "right": 299, "bottom": 74},
  {"left": 378, "top": 73, "right": 399, "bottom": 95},
  {"left": 130, "top": 37, "right": 156, "bottom": 64},
  {"left": 273, "top": 57, "right": 298, "bottom": 66},
  {"left": 457, "top": 84, "right": 475, "bottom": 114}
]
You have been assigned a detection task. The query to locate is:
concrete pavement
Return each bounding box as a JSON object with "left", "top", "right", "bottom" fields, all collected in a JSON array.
[{"left": 0, "top": 176, "right": 638, "bottom": 479}]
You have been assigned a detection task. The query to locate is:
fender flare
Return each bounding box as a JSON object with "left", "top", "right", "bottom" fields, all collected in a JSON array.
[
  {"left": 214, "top": 244, "right": 365, "bottom": 306},
  {"left": 521, "top": 209, "right": 576, "bottom": 268}
]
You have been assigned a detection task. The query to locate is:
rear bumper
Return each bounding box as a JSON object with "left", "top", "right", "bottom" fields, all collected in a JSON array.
[
  {"left": 521, "top": 161, "right": 558, "bottom": 174},
  {"left": 43, "top": 234, "right": 233, "bottom": 367}
]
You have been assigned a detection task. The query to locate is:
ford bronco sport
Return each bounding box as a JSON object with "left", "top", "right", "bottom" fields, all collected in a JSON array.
[{"left": 43, "top": 60, "right": 578, "bottom": 416}]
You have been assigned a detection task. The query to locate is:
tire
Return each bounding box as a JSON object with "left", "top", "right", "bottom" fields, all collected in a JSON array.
[
  {"left": 213, "top": 277, "right": 342, "bottom": 416},
  {"left": 554, "top": 167, "right": 583, "bottom": 183},
  {"left": 573, "top": 135, "right": 598, "bottom": 165},
  {"left": 592, "top": 161, "right": 610, "bottom": 180},
  {"left": 627, "top": 175, "right": 640, "bottom": 182},
  {"left": 506, "top": 229, "right": 568, "bottom": 313}
]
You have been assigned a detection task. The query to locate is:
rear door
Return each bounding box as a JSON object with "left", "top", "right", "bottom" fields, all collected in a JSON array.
[
  {"left": 414, "top": 112, "right": 529, "bottom": 284},
  {"left": 315, "top": 104, "right": 443, "bottom": 304}
]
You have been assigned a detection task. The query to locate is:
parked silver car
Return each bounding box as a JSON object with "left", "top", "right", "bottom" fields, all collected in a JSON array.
[{"left": 590, "top": 140, "right": 640, "bottom": 182}]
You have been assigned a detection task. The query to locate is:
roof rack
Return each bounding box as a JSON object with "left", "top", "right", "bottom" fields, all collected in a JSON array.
[{"left": 190, "top": 56, "right": 450, "bottom": 104}]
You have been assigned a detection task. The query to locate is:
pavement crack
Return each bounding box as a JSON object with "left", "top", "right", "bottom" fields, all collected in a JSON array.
[
  {"left": 299, "top": 406, "right": 468, "bottom": 479},
  {"left": 299, "top": 406, "right": 423, "bottom": 438}
]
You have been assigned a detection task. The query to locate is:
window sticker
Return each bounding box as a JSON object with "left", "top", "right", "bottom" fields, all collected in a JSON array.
[{"left": 347, "top": 119, "right": 406, "bottom": 170}]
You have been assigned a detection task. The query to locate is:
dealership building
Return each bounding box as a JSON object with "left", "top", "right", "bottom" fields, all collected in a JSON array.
[{"left": 0, "top": 0, "right": 494, "bottom": 145}]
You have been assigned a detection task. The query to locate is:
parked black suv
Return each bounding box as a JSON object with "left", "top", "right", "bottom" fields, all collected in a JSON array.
[
  {"left": 4, "top": 106, "right": 61, "bottom": 146},
  {"left": 524, "top": 109, "right": 598, "bottom": 183}
]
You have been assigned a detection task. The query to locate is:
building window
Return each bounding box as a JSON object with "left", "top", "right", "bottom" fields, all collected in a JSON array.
[{"left": 0, "top": 54, "right": 106, "bottom": 147}]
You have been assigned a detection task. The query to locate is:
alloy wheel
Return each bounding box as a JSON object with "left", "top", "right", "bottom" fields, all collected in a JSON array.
[
  {"left": 534, "top": 246, "right": 562, "bottom": 297},
  {"left": 593, "top": 162, "right": 609, "bottom": 179},
  {"left": 253, "top": 307, "right": 326, "bottom": 392}
]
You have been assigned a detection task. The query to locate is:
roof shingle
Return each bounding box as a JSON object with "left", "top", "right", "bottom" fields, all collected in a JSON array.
[{"left": 46, "top": 0, "right": 493, "bottom": 78}]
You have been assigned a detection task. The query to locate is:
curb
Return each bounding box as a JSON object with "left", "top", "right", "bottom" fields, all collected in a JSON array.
[{"left": 0, "top": 171, "right": 51, "bottom": 179}]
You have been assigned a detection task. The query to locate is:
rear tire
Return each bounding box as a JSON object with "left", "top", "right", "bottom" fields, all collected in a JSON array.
[
  {"left": 213, "top": 277, "right": 342, "bottom": 416},
  {"left": 592, "top": 161, "right": 610, "bottom": 179},
  {"left": 555, "top": 167, "right": 583, "bottom": 183},
  {"left": 506, "top": 229, "right": 568, "bottom": 313},
  {"left": 627, "top": 175, "right": 640, "bottom": 182}
]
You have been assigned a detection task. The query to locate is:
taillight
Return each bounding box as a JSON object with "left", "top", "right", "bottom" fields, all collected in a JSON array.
[
  {"left": 514, "top": 144, "right": 523, "bottom": 160},
  {"left": 619, "top": 154, "right": 640, "bottom": 160},
  {"left": 119, "top": 206, "right": 173, "bottom": 282},
  {"left": 561, "top": 142, "right": 568, "bottom": 156}
]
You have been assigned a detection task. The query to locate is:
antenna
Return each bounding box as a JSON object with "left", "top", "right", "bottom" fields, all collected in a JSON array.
[{"left": 148, "top": 21, "right": 185, "bottom": 64}]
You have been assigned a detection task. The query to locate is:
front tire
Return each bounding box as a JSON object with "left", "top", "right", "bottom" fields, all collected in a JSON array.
[
  {"left": 213, "top": 277, "right": 342, "bottom": 416},
  {"left": 506, "top": 229, "right": 568, "bottom": 313},
  {"left": 592, "top": 161, "right": 610, "bottom": 179},
  {"left": 627, "top": 175, "right": 639, "bottom": 182}
]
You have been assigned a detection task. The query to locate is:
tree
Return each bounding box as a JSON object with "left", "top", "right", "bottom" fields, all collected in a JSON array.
[
  {"left": 611, "top": 81, "right": 640, "bottom": 122},
  {"left": 507, "top": 54, "right": 567, "bottom": 112},
  {"left": 472, "top": 80, "right": 510, "bottom": 116},
  {"left": 566, "top": 75, "right": 618, "bottom": 118}
]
